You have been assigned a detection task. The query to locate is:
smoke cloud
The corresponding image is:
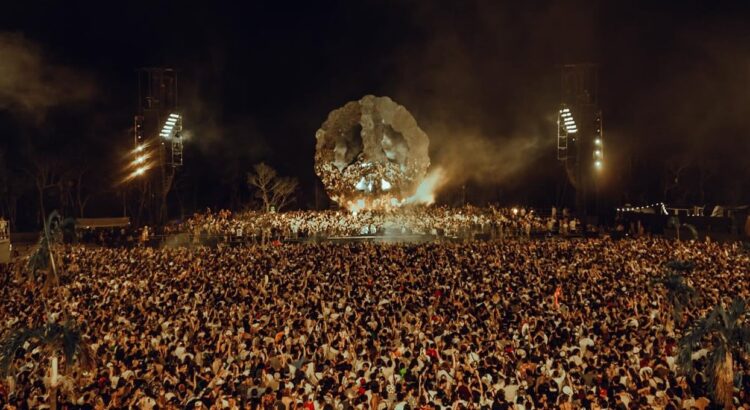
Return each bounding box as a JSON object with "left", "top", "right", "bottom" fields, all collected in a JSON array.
[
  {"left": 426, "top": 126, "right": 552, "bottom": 193},
  {"left": 384, "top": 1, "right": 569, "bottom": 202},
  {"left": 0, "top": 33, "right": 96, "bottom": 120}
]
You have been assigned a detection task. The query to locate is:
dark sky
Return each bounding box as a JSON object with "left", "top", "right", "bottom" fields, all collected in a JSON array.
[{"left": 1, "top": 0, "right": 750, "bottom": 219}]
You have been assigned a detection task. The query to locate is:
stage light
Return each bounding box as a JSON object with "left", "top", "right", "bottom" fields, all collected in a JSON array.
[
  {"left": 133, "top": 166, "right": 148, "bottom": 176},
  {"left": 594, "top": 138, "right": 601, "bottom": 145},
  {"left": 594, "top": 160, "right": 602, "bottom": 169},
  {"left": 594, "top": 150, "right": 602, "bottom": 157},
  {"left": 160, "top": 113, "right": 181, "bottom": 139},
  {"left": 134, "top": 145, "right": 145, "bottom": 153},
  {"left": 133, "top": 155, "right": 147, "bottom": 165}
]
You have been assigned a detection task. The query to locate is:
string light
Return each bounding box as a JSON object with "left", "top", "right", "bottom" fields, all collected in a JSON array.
[{"left": 616, "top": 202, "right": 667, "bottom": 214}]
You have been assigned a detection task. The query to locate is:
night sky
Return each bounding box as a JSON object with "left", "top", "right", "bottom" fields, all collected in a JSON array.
[{"left": 1, "top": 1, "right": 750, "bottom": 226}]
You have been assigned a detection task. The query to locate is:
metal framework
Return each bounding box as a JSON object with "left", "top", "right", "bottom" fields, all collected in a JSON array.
[
  {"left": 133, "top": 68, "right": 183, "bottom": 224},
  {"left": 557, "top": 64, "right": 603, "bottom": 217}
]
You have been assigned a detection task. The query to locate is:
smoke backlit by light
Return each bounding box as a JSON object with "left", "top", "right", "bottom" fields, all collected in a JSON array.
[{"left": 404, "top": 167, "right": 445, "bottom": 206}]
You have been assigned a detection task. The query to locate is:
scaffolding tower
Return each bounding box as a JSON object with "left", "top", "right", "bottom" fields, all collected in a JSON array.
[
  {"left": 557, "top": 64, "right": 604, "bottom": 219},
  {"left": 134, "top": 68, "right": 183, "bottom": 224}
]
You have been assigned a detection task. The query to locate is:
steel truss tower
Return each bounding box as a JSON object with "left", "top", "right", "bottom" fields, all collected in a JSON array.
[
  {"left": 134, "top": 68, "right": 183, "bottom": 225},
  {"left": 557, "top": 64, "right": 604, "bottom": 221}
]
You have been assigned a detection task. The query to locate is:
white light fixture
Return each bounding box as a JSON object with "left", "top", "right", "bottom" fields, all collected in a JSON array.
[{"left": 160, "top": 113, "right": 181, "bottom": 139}]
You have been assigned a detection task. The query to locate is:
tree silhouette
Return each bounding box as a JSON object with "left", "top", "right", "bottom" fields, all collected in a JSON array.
[
  {"left": 651, "top": 272, "right": 696, "bottom": 323},
  {"left": 677, "top": 298, "right": 750, "bottom": 409},
  {"left": 0, "top": 321, "right": 94, "bottom": 410},
  {"left": 247, "top": 162, "right": 298, "bottom": 212}
]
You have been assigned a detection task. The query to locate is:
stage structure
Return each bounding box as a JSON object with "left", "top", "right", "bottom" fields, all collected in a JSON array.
[
  {"left": 133, "top": 68, "right": 183, "bottom": 224},
  {"left": 557, "top": 64, "right": 604, "bottom": 218},
  {"left": 315, "top": 95, "right": 430, "bottom": 211}
]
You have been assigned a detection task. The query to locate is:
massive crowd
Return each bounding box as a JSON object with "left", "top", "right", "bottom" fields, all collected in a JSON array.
[
  {"left": 1, "top": 237, "right": 749, "bottom": 409},
  {"left": 182, "top": 207, "right": 571, "bottom": 241}
]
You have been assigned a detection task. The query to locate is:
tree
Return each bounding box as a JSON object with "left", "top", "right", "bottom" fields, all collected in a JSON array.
[
  {"left": 247, "top": 162, "right": 298, "bottom": 212},
  {"left": 0, "top": 321, "right": 94, "bottom": 410},
  {"left": 270, "top": 176, "right": 299, "bottom": 212},
  {"left": 677, "top": 298, "right": 750, "bottom": 409},
  {"left": 247, "top": 162, "right": 275, "bottom": 212},
  {"left": 24, "top": 211, "right": 72, "bottom": 291},
  {"left": 651, "top": 271, "right": 696, "bottom": 323}
]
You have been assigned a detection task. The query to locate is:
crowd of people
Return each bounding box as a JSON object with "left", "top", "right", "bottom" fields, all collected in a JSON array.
[
  {"left": 182, "top": 207, "right": 575, "bottom": 241},
  {"left": 1, "top": 237, "right": 749, "bottom": 409},
  {"left": 314, "top": 160, "right": 423, "bottom": 207}
]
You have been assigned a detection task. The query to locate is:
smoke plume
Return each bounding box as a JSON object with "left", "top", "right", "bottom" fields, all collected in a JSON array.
[
  {"left": 427, "top": 127, "right": 552, "bottom": 193},
  {"left": 0, "top": 33, "right": 96, "bottom": 120}
]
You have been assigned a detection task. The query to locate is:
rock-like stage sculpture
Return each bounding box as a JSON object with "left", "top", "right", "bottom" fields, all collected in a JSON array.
[{"left": 314, "top": 95, "right": 430, "bottom": 210}]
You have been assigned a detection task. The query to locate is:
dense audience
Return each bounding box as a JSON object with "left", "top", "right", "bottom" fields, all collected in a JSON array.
[
  {"left": 1, "top": 237, "right": 749, "bottom": 409},
  {"left": 183, "top": 207, "right": 569, "bottom": 240}
]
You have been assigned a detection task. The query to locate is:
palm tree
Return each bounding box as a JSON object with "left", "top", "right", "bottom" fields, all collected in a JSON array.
[
  {"left": 651, "top": 272, "right": 696, "bottom": 323},
  {"left": 24, "top": 211, "right": 72, "bottom": 290},
  {"left": 0, "top": 321, "right": 94, "bottom": 410},
  {"left": 677, "top": 298, "right": 750, "bottom": 409}
]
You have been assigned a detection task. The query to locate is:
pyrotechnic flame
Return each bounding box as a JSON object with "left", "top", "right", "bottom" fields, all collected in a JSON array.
[{"left": 404, "top": 167, "right": 446, "bottom": 206}]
